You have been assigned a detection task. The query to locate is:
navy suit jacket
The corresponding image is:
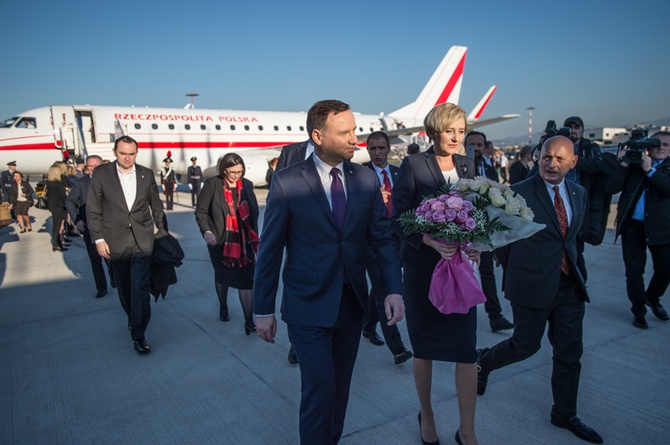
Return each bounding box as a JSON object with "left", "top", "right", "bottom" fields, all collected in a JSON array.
[
  {"left": 276, "top": 140, "right": 309, "bottom": 171},
  {"left": 254, "top": 156, "right": 403, "bottom": 327},
  {"left": 66, "top": 175, "right": 91, "bottom": 231},
  {"left": 495, "top": 173, "right": 589, "bottom": 309},
  {"left": 87, "top": 161, "right": 167, "bottom": 254}
]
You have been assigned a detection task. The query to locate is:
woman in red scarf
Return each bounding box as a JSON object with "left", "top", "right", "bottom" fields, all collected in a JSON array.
[{"left": 196, "top": 153, "right": 260, "bottom": 334}]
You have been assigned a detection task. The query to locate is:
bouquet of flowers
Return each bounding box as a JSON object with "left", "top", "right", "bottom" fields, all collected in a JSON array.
[{"left": 399, "top": 178, "right": 545, "bottom": 314}]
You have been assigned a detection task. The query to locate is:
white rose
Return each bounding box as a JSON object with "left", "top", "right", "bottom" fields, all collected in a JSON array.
[{"left": 488, "top": 187, "right": 507, "bottom": 207}]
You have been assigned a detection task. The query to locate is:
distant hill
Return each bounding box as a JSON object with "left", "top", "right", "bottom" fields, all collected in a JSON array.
[{"left": 493, "top": 117, "right": 670, "bottom": 148}]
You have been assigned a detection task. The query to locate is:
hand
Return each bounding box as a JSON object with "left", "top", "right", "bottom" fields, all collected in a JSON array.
[
  {"left": 423, "top": 235, "right": 458, "bottom": 259},
  {"left": 384, "top": 294, "right": 405, "bottom": 326},
  {"left": 641, "top": 153, "right": 652, "bottom": 172},
  {"left": 255, "top": 315, "right": 277, "bottom": 343},
  {"left": 203, "top": 231, "right": 217, "bottom": 246},
  {"left": 617, "top": 148, "right": 630, "bottom": 167},
  {"left": 75, "top": 221, "right": 86, "bottom": 233},
  {"left": 380, "top": 188, "right": 391, "bottom": 204},
  {"left": 96, "top": 241, "right": 111, "bottom": 259},
  {"left": 464, "top": 248, "right": 481, "bottom": 266}
]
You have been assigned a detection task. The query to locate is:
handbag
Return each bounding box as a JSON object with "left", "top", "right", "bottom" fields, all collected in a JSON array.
[
  {"left": 34, "top": 183, "right": 48, "bottom": 209},
  {"left": 0, "top": 202, "right": 11, "bottom": 229}
]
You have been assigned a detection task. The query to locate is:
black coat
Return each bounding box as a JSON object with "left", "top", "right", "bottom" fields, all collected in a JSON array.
[{"left": 150, "top": 232, "right": 185, "bottom": 301}]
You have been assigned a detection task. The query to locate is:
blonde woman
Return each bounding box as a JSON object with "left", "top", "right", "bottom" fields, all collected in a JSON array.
[{"left": 47, "top": 165, "right": 68, "bottom": 251}]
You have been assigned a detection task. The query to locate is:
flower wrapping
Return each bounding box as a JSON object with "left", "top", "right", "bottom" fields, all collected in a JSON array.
[{"left": 400, "top": 178, "right": 545, "bottom": 315}]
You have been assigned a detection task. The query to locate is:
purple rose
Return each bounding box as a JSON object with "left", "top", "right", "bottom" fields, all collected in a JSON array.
[
  {"left": 446, "top": 195, "right": 464, "bottom": 211},
  {"left": 456, "top": 209, "right": 469, "bottom": 223},
  {"left": 431, "top": 210, "right": 446, "bottom": 223},
  {"left": 431, "top": 200, "right": 447, "bottom": 212},
  {"left": 465, "top": 217, "right": 477, "bottom": 231},
  {"left": 463, "top": 200, "right": 474, "bottom": 212},
  {"left": 445, "top": 208, "right": 457, "bottom": 221},
  {"left": 425, "top": 211, "right": 433, "bottom": 221},
  {"left": 438, "top": 194, "right": 450, "bottom": 202}
]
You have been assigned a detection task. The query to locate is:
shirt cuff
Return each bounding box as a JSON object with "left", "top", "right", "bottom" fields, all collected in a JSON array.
[{"left": 254, "top": 314, "right": 274, "bottom": 318}]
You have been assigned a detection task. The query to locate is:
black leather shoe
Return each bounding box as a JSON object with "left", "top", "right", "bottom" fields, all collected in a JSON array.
[
  {"left": 551, "top": 416, "right": 603, "bottom": 444},
  {"left": 94, "top": 289, "right": 107, "bottom": 299},
  {"left": 455, "top": 430, "right": 463, "bottom": 445},
  {"left": 490, "top": 314, "right": 514, "bottom": 332},
  {"left": 362, "top": 330, "right": 385, "bottom": 346},
  {"left": 394, "top": 349, "right": 413, "bottom": 365},
  {"left": 133, "top": 339, "right": 151, "bottom": 354},
  {"left": 646, "top": 300, "right": 669, "bottom": 321},
  {"left": 476, "top": 348, "right": 490, "bottom": 396},
  {"left": 287, "top": 345, "right": 298, "bottom": 364},
  {"left": 633, "top": 314, "right": 649, "bottom": 329}
]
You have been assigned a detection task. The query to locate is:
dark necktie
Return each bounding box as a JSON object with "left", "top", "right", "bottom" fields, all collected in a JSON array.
[
  {"left": 330, "top": 168, "right": 346, "bottom": 230},
  {"left": 381, "top": 170, "right": 392, "bottom": 217},
  {"left": 553, "top": 185, "right": 570, "bottom": 275}
]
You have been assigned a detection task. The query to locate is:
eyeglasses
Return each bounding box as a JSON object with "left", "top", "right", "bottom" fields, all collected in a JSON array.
[{"left": 226, "top": 170, "right": 244, "bottom": 176}]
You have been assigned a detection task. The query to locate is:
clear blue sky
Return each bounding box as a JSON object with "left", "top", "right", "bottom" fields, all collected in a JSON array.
[{"left": 1, "top": 0, "right": 668, "bottom": 141}]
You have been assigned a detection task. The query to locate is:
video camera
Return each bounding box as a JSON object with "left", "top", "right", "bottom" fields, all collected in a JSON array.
[
  {"left": 531, "top": 120, "right": 573, "bottom": 161},
  {"left": 617, "top": 129, "right": 660, "bottom": 164}
]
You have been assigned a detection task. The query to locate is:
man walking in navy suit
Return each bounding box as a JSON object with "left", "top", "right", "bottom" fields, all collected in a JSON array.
[
  {"left": 477, "top": 136, "right": 603, "bottom": 444},
  {"left": 254, "top": 100, "right": 405, "bottom": 444}
]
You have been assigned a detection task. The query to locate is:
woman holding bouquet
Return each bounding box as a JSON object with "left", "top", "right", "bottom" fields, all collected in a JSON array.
[{"left": 393, "top": 103, "right": 479, "bottom": 445}]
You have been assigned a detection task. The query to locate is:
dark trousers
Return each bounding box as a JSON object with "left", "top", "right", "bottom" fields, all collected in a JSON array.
[
  {"left": 363, "top": 246, "right": 405, "bottom": 354},
  {"left": 190, "top": 182, "right": 200, "bottom": 206},
  {"left": 164, "top": 186, "right": 174, "bottom": 210},
  {"left": 110, "top": 234, "right": 152, "bottom": 341},
  {"left": 621, "top": 220, "right": 670, "bottom": 315},
  {"left": 480, "top": 274, "right": 585, "bottom": 419},
  {"left": 479, "top": 251, "right": 503, "bottom": 319},
  {"left": 84, "top": 232, "right": 109, "bottom": 292},
  {"left": 49, "top": 209, "right": 66, "bottom": 248},
  {"left": 288, "top": 286, "right": 363, "bottom": 445}
]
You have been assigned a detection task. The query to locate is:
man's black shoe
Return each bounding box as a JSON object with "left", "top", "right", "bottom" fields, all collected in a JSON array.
[
  {"left": 133, "top": 339, "right": 151, "bottom": 354},
  {"left": 287, "top": 345, "right": 298, "bottom": 364},
  {"left": 646, "top": 300, "right": 669, "bottom": 321},
  {"left": 394, "top": 349, "right": 413, "bottom": 365},
  {"left": 476, "top": 348, "right": 490, "bottom": 396},
  {"left": 489, "top": 314, "right": 513, "bottom": 332},
  {"left": 633, "top": 314, "right": 649, "bottom": 329},
  {"left": 362, "top": 330, "right": 385, "bottom": 346},
  {"left": 94, "top": 289, "right": 107, "bottom": 299},
  {"left": 551, "top": 416, "right": 603, "bottom": 444}
]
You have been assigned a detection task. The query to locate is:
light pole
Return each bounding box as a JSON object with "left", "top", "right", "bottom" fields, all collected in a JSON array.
[
  {"left": 186, "top": 92, "right": 199, "bottom": 109},
  {"left": 526, "top": 106, "right": 535, "bottom": 145}
]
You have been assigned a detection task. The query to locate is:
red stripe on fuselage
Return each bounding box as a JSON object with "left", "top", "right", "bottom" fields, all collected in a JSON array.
[{"left": 434, "top": 53, "right": 466, "bottom": 106}]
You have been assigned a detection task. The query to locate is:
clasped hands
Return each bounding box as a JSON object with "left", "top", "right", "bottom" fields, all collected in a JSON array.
[{"left": 423, "top": 235, "right": 481, "bottom": 265}]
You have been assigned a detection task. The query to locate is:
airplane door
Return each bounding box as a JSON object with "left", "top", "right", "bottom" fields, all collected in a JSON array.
[{"left": 50, "top": 105, "right": 82, "bottom": 158}]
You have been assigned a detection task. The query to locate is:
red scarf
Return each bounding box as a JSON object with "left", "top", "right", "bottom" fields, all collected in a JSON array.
[{"left": 221, "top": 179, "right": 260, "bottom": 267}]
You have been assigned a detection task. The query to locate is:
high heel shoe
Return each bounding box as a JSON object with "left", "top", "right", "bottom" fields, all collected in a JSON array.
[
  {"left": 19, "top": 229, "right": 26, "bottom": 233},
  {"left": 53, "top": 246, "right": 68, "bottom": 252},
  {"left": 27, "top": 227, "right": 32, "bottom": 232},
  {"left": 244, "top": 322, "right": 256, "bottom": 335},
  {"left": 455, "top": 430, "right": 462, "bottom": 445},
  {"left": 418, "top": 412, "right": 440, "bottom": 445}
]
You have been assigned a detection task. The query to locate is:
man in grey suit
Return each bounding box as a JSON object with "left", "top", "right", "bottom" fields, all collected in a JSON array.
[
  {"left": 66, "top": 155, "right": 113, "bottom": 298},
  {"left": 254, "top": 100, "right": 405, "bottom": 444},
  {"left": 87, "top": 136, "right": 168, "bottom": 355},
  {"left": 477, "top": 136, "right": 603, "bottom": 444}
]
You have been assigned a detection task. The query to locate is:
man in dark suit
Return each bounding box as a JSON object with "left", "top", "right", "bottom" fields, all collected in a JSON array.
[
  {"left": 160, "top": 156, "right": 176, "bottom": 210},
  {"left": 187, "top": 156, "right": 203, "bottom": 208},
  {"left": 477, "top": 136, "right": 603, "bottom": 444},
  {"left": 275, "top": 138, "right": 314, "bottom": 364},
  {"left": 66, "top": 155, "right": 113, "bottom": 298},
  {"left": 254, "top": 100, "right": 405, "bottom": 444},
  {"left": 87, "top": 136, "right": 168, "bottom": 355},
  {"left": 466, "top": 130, "right": 514, "bottom": 332},
  {"left": 361, "top": 131, "right": 413, "bottom": 364}
]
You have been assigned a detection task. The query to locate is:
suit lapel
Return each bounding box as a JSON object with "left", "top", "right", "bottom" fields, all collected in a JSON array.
[
  {"left": 109, "top": 162, "right": 130, "bottom": 212},
  {"left": 424, "top": 148, "right": 446, "bottom": 191},
  {"left": 564, "top": 181, "right": 581, "bottom": 239},
  {"left": 301, "top": 159, "right": 340, "bottom": 230}
]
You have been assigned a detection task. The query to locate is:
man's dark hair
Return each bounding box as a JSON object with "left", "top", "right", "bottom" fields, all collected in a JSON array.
[
  {"left": 464, "top": 131, "right": 487, "bottom": 146},
  {"left": 218, "top": 152, "right": 246, "bottom": 177},
  {"left": 366, "top": 131, "right": 390, "bottom": 148},
  {"left": 113, "top": 135, "right": 138, "bottom": 151},
  {"left": 407, "top": 143, "right": 420, "bottom": 155},
  {"left": 306, "top": 100, "right": 350, "bottom": 137},
  {"left": 86, "top": 155, "right": 103, "bottom": 163}
]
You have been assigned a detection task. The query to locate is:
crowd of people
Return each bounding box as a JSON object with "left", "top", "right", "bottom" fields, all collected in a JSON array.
[{"left": 2, "top": 102, "right": 669, "bottom": 445}]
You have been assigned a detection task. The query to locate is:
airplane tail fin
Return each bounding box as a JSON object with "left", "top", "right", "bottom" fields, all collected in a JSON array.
[
  {"left": 468, "top": 86, "right": 497, "bottom": 121},
  {"left": 389, "top": 46, "right": 467, "bottom": 121}
]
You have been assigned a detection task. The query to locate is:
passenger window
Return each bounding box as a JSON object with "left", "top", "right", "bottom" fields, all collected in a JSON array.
[
  {"left": 274, "top": 126, "right": 279, "bottom": 131},
  {"left": 230, "top": 125, "right": 236, "bottom": 131},
  {"left": 287, "top": 126, "right": 292, "bottom": 131},
  {"left": 185, "top": 124, "right": 191, "bottom": 130},
  {"left": 215, "top": 125, "right": 221, "bottom": 130},
  {"left": 134, "top": 123, "right": 141, "bottom": 130},
  {"left": 152, "top": 124, "right": 158, "bottom": 130},
  {"left": 244, "top": 125, "right": 250, "bottom": 131},
  {"left": 299, "top": 126, "right": 305, "bottom": 132},
  {"left": 200, "top": 124, "right": 206, "bottom": 130},
  {"left": 169, "top": 124, "right": 175, "bottom": 130},
  {"left": 258, "top": 125, "right": 263, "bottom": 131}
]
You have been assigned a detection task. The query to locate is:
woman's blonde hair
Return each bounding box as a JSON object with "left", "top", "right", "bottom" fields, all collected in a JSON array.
[
  {"left": 423, "top": 103, "right": 467, "bottom": 140},
  {"left": 47, "top": 165, "right": 62, "bottom": 181}
]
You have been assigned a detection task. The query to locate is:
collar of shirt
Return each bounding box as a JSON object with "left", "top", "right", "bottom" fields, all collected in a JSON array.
[
  {"left": 305, "top": 140, "right": 315, "bottom": 160},
  {"left": 371, "top": 163, "right": 392, "bottom": 186},
  {"left": 313, "top": 154, "right": 347, "bottom": 207},
  {"left": 116, "top": 163, "right": 137, "bottom": 210}
]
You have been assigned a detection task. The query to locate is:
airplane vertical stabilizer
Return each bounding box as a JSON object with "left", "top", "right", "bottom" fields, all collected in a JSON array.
[
  {"left": 468, "top": 85, "right": 497, "bottom": 121},
  {"left": 389, "top": 46, "right": 467, "bottom": 121}
]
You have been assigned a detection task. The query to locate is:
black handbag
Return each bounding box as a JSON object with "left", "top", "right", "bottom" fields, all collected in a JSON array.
[{"left": 34, "top": 183, "right": 48, "bottom": 209}]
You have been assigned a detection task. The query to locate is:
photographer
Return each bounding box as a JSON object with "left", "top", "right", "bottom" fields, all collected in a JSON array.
[{"left": 609, "top": 131, "right": 670, "bottom": 329}]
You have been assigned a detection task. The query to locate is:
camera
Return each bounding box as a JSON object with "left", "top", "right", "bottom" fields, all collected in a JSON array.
[
  {"left": 618, "top": 129, "right": 660, "bottom": 164},
  {"left": 531, "top": 120, "right": 573, "bottom": 161}
]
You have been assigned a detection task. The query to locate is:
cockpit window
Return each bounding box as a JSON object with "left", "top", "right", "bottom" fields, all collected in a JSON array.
[
  {"left": 17, "top": 117, "right": 36, "bottom": 128},
  {"left": 0, "top": 117, "right": 19, "bottom": 128}
]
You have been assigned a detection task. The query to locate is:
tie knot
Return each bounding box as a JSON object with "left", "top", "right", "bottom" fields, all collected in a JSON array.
[
  {"left": 553, "top": 185, "right": 560, "bottom": 194},
  {"left": 382, "top": 170, "right": 388, "bottom": 176},
  {"left": 330, "top": 168, "right": 340, "bottom": 178}
]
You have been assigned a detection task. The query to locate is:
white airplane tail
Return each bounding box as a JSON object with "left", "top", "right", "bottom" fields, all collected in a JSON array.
[
  {"left": 389, "top": 46, "right": 467, "bottom": 121},
  {"left": 468, "top": 86, "right": 497, "bottom": 121}
]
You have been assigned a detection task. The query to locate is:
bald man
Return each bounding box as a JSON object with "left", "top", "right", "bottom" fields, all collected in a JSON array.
[{"left": 477, "top": 136, "right": 603, "bottom": 444}]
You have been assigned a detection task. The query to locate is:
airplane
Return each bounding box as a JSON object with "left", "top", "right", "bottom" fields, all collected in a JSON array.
[{"left": 0, "top": 46, "right": 519, "bottom": 186}]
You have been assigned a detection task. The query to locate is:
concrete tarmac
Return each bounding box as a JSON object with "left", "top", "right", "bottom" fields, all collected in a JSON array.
[{"left": 1, "top": 190, "right": 668, "bottom": 445}]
